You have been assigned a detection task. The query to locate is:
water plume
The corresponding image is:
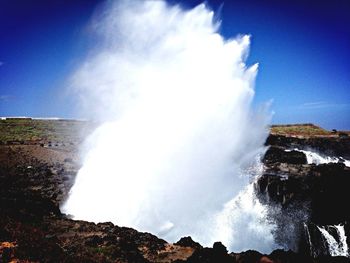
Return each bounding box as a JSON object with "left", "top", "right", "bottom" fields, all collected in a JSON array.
[{"left": 63, "top": 0, "right": 273, "bottom": 252}]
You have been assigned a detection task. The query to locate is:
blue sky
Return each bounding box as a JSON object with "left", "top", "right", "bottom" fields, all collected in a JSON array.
[{"left": 0, "top": 0, "right": 349, "bottom": 129}]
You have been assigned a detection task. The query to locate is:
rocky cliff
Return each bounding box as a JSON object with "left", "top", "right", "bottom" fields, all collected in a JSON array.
[
  {"left": 1, "top": 121, "right": 349, "bottom": 262},
  {"left": 256, "top": 129, "right": 350, "bottom": 257}
]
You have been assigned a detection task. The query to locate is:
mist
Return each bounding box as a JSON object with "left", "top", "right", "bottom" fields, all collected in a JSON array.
[{"left": 62, "top": 0, "right": 274, "bottom": 252}]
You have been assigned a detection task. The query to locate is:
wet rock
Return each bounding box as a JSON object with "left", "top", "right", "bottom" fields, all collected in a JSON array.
[
  {"left": 257, "top": 163, "right": 350, "bottom": 225},
  {"left": 266, "top": 134, "right": 350, "bottom": 159},
  {"left": 338, "top": 133, "right": 348, "bottom": 139},
  {"left": 263, "top": 146, "right": 307, "bottom": 165},
  {"left": 2, "top": 126, "right": 350, "bottom": 262},
  {"left": 258, "top": 133, "right": 350, "bottom": 256}
]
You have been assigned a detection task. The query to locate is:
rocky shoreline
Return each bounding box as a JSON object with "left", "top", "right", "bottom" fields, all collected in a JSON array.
[
  {"left": 1, "top": 121, "right": 350, "bottom": 262},
  {"left": 256, "top": 133, "right": 350, "bottom": 258}
]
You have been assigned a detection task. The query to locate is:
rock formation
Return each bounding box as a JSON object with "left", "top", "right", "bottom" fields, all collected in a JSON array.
[{"left": 1, "top": 121, "right": 350, "bottom": 262}]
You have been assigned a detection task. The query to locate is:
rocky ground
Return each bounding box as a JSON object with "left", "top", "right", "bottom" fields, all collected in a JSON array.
[
  {"left": 256, "top": 128, "right": 350, "bottom": 259},
  {"left": 0, "top": 120, "right": 349, "bottom": 262}
]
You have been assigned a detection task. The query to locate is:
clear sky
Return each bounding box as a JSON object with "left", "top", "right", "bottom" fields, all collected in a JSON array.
[{"left": 0, "top": 0, "right": 349, "bottom": 129}]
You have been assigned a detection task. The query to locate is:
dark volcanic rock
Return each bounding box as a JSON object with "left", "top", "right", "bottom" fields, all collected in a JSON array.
[
  {"left": 2, "top": 125, "right": 350, "bottom": 262},
  {"left": 256, "top": 163, "right": 350, "bottom": 224},
  {"left": 182, "top": 242, "right": 235, "bottom": 263},
  {"left": 268, "top": 249, "right": 311, "bottom": 263},
  {"left": 263, "top": 146, "right": 307, "bottom": 165},
  {"left": 234, "top": 250, "right": 262, "bottom": 263},
  {"left": 317, "top": 256, "right": 350, "bottom": 263},
  {"left": 0, "top": 152, "right": 166, "bottom": 262},
  {"left": 258, "top": 132, "right": 350, "bottom": 256},
  {"left": 266, "top": 134, "right": 350, "bottom": 159},
  {"left": 175, "top": 236, "right": 203, "bottom": 250}
]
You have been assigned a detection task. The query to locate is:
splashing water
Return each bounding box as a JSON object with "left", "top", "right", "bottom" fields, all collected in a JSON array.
[
  {"left": 213, "top": 181, "right": 277, "bottom": 252},
  {"left": 62, "top": 0, "right": 273, "bottom": 252},
  {"left": 288, "top": 149, "right": 350, "bottom": 167},
  {"left": 317, "top": 225, "right": 349, "bottom": 257}
]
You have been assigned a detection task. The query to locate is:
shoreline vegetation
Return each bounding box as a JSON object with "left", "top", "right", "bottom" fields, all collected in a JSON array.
[{"left": 1, "top": 118, "right": 348, "bottom": 144}]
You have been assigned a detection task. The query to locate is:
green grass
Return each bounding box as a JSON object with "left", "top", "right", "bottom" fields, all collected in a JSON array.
[
  {"left": 0, "top": 119, "right": 92, "bottom": 143},
  {"left": 0, "top": 119, "right": 341, "bottom": 143},
  {"left": 270, "top": 124, "right": 332, "bottom": 136}
]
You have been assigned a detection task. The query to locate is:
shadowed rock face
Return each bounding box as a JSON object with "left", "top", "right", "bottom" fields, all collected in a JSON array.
[
  {"left": 257, "top": 163, "right": 350, "bottom": 219},
  {"left": 266, "top": 134, "right": 350, "bottom": 159},
  {"left": 1, "top": 123, "right": 350, "bottom": 262},
  {"left": 179, "top": 242, "right": 235, "bottom": 263},
  {"left": 175, "top": 237, "right": 203, "bottom": 250},
  {"left": 257, "top": 133, "right": 350, "bottom": 257},
  {"left": 263, "top": 146, "right": 307, "bottom": 165}
]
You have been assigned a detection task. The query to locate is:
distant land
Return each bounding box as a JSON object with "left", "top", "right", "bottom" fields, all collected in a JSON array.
[{"left": 0, "top": 117, "right": 348, "bottom": 145}]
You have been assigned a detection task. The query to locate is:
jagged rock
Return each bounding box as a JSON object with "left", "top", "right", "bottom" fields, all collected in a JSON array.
[
  {"left": 1, "top": 125, "right": 350, "bottom": 262},
  {"left": 263, "top": 146, "right": 307, "bottom": 165},
  {"left": 256, "top": 163, "right": 350, "bottom": 224},
  {"left": 266, "top": 134, "right": 350, "bottom": 159},
  {"left": 213, "top": 242, "right": 228, "bottom": 254},
  {"left": 258, "top": 133, "right": 350, "bottom": 256},
  {"left": 175, "top": 236, "right": 202, "bottom": 250},
  {"left": 234, "top": 250, "right": 262, "bottom": 263},
  {"left": 268, "top": 249, "right": 311, "bottom": 263},
  {"left": 183, "top": 242, "right": 235, "bottom": 263}
]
